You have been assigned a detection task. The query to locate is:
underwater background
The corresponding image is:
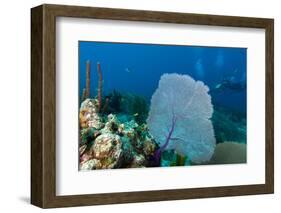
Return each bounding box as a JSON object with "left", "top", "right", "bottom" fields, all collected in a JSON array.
[{"left": 78, "top": 41, "right": 247, "bottom": 170}]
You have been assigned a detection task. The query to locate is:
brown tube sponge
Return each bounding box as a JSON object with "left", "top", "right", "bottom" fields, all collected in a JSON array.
[
  {"left": 86, "top": 60, "right": 91, "bottom": 98},
  {"left": 97, "top": 62, "right": 103, "bottom": 112},
  {"left": 209, "top": 142, "right": 246, "bottom": 164}
]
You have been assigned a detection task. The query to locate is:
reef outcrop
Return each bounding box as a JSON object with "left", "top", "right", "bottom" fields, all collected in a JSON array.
[
  {"left": 79, "top": 98, "right": 104, "bottom": 129},
  {"left": 79, "top": 99, "right": 158, "bottom": 170}
]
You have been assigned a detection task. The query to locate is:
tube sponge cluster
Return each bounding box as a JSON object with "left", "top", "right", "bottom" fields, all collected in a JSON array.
[{"left": 147, "top": 73, "right": 216, "bottom": 163}]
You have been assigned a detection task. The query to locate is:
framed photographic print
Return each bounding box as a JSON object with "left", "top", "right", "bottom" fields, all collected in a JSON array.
[{"left": 31, "top": 4, "right": 274, "bottom": 208}]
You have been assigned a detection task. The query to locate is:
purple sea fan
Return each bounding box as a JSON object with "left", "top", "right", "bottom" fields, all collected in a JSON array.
[{"left": 147, "top": 73, "right": 215, "bottom": 164}]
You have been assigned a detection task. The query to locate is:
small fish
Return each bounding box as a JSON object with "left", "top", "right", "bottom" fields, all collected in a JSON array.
[
  {"left": 215, "top": 83, "right": 222, "bottom": 89},
  {"left": 125, "top": 68, "right": 132, "bottom": 73},
  {"left": 133, "top": 113, "right": 139, "bottom": 117}
]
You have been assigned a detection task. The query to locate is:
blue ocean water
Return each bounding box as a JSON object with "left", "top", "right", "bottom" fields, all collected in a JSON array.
[{"left": 79, "top": 41, "right": 246, "bottom": 114}]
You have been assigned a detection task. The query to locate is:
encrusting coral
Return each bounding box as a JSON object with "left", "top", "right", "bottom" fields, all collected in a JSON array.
[
  {"left": 79, "top": 106, "right": 158, "bottom": 170},
  {"left": 79, "top": 98, "right": 104, "bottom": 129},
  {"left": 91, "top": 134, "right": 123, "bottom": 169}
]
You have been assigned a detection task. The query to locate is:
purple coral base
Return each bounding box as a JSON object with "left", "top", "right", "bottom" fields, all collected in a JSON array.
[{"left": 153, "top": 115, "right": 177, "bottom": 165}]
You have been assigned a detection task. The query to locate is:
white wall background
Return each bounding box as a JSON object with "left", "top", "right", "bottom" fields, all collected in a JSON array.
[{"left": 0, "top": 0, "right": 279, "bottom": 212}]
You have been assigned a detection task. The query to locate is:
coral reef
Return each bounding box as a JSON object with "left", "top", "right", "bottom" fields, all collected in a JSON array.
[
  {"left": 212, "top": 106, "right": 246, "bottom": 144},
  {"left": 209, "top": 141, "right": 246, "bottom": 164},
  {"left": 147, "top": 73, "right": 216, "bottom": 164},
  {"left": 79, "top": 98, "right": 104, "bottom": 129},
  {"left": 130, "top": 154, "right": 146, "bottom": 168},
  {"left": 106, "top": 90, "right": 122, "bottom": 113},
  {"left": 91, "top": 134, "right": 123, "bottom": 169},
  {"left": 102, "top": 97, "right": 110, "bottom": 113},
  {"left": 78, "top": 59, "right": 246, "bottom": 170},
  {"left": 79, "top": 59, "right": 159, "bottom": 170},
  {"left": 120, "top": 93, "right": 148, "bottom": 124},
  {"left": 102, "top": 91, "right": 149, "bottom": 124},
  {"left": 79, "top": 99, "right": 158, "bottom": 170}
]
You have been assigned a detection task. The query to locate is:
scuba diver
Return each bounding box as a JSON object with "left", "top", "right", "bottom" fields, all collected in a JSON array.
[{"left": 211, "top": 77, "right": 246, "bottom": 94}]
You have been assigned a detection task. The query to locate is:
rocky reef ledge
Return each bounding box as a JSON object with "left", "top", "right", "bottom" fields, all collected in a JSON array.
[{"left": 79, "top": 98, "right": 158, "bottom": 170}]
